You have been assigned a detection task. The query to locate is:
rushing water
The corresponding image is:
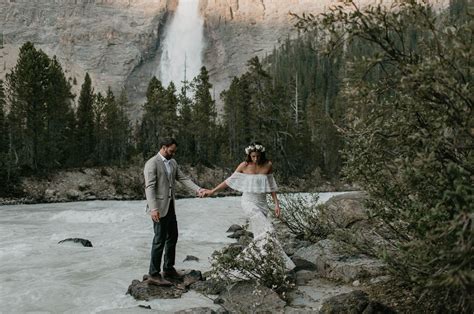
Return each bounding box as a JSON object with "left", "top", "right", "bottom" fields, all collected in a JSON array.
[
  {"left": 158, "top": 0, "right": 204, "bottom": 91},
  {"left": 0, "top": 193, "right": 347, "bottom": 313}
]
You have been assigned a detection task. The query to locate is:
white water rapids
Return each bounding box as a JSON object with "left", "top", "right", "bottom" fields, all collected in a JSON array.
[{"left": 0, "top": 193, "right": 346, "bottom": 313}]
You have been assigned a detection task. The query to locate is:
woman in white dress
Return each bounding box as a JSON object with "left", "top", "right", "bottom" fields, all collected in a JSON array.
[{"left": 204, "top": 142, "right": 295, "bottom": 270}]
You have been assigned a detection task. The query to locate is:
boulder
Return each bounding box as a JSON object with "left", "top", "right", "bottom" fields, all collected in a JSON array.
[
  {"left": 58, "top": 238, "right": 93, "bottom": 247},
  {"left": 175, "top": 307, "right": 226, "bottom": 314},
  {"left": 190, "top": 278, "right": 227, "bottom": 295},
  {"left": 183, "top": 255, "right": 200, "bottom": 262},
  {"left": 323, "top": 192, "right": 369, "bottom": 229},
  {"left": 319, "top": 290, "right": 370, "bottom": 313},
  {"left": 127, "top": 270, "right": 203, "bottom": 301},
  {"left": 319, "top": 290, "right": 395, "bottom": 314},
  {"left": 218, "top": 280, "right": 286, "bottom": 313},
  {"left": 226, "top": 224, "right": 243, "bottom": 233},
  {"left": 292, "top": 239, "right": 385, "bottom": 283},
  {"left": 227, "top": 230, "right": 253, "bottom": 239}
]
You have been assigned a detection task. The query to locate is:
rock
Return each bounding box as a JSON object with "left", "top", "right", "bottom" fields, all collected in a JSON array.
[
  {"left": 291, "top": 256, "right": 317, "bottom": 272},
  {"left": 218, "top": 280, "right": 285, "bottom": 313},
  {"left": 353, "top": 280, "right": 361, "bottom": 287},
  {"left": 226, "top": 224, "right": 243, "bottom": 232},
  {"left": 190, "top": 278, "right": 227, "bottom": 295},
  {"left": 66, "top": 189, "right": 81, "bottom": 201},
  {"left": 183, "top": 255, "right": 199, "bottom": 262},
  {"left": 58, "top": 238, "right": 93, "bottom": 247},
  {"left": 295, "top": 270, "right": 317, "bottom": 285},
  {"left": 292, "top": 239, "right": 385, "bottom": 283},
  {"left": 227, "top": 230, "right": 253, "bottom": 239},
  {"left": 319, "top": 290, "right": 395, "bottom": 314},
  {"left": 319, "top": 290, "right": 369, "bottom": 313},
  {"left": 127, "top": 270, "right": 203, "bottom": 301},
  {"left": 44, "top": 189, "right": 57, "bottom": 199},
  {"left": 174, "top": 307, "right": 224, "bottom": 314},
  {"left": 323, "top": 192, "right": 369, "bottom": 229}
]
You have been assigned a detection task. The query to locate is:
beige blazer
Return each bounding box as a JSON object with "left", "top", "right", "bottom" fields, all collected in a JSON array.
[{"left": 144, "top": 154, "right": 201, "bottom": 218}]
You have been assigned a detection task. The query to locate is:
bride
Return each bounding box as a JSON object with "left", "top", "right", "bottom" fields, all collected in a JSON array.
[{"left": 203, "top": 142, "right": 295, "bottom": 271}]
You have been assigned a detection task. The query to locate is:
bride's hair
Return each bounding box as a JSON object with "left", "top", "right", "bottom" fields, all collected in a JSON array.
[{"left": 245, "top": 142, "right": 268, "bottom": 165}]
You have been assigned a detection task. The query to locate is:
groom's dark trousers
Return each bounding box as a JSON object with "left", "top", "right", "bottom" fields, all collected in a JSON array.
[{"left": 149, "top": 200, "right": 178, "bottom": 276}]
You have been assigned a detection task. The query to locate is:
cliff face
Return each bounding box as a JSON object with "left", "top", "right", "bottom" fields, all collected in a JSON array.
[
  {"left": 0, "top": 0, "right": 449, "bottom": 115},
  {"left": 199, "top": 0, "right": 333, "bottom": 109},
  {"left": 0, "top": 0, "right": 177, "bottom": 117}
]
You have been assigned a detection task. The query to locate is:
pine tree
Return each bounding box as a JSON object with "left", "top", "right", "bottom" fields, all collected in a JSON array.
[
  {"left": 44, "top": 56, "right": 75, "bottom": 168},
  {"left": 191, "top": 66, "right": 217, "bottom": 165},
  {"left": 0, "top": 80, "right": 7, "bottom": 156},
  {"left": 139, "top": 76, "right": 167, "bottom": 158},
  {"left": 6, "top": 42, "right": 52, "bottom": 171},
  {"left": 76, "top": 73, "right": 95, "bottom": 163},
  {"left": 176, "top": 79, "right": 195, "bottom": 163}
]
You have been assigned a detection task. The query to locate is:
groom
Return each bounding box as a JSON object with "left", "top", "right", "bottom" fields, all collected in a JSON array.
[{"left": 143, "top": 137, "right": 204, "bottom": 285}]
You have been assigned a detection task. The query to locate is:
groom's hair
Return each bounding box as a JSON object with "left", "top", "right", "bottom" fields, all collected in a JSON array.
[{"left": 160, "top": 137, "right": 178, "bottom": 148}]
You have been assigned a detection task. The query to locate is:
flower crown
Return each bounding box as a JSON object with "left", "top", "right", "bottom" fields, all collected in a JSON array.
[{"left": 245, "top": 144, "right": 265, "bottom": 155}]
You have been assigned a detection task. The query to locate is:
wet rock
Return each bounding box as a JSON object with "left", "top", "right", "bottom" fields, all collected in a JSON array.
[
  {"left": 183, "top": 255, "right": 199, "bottom": 262},
  {"left": 58, "top": 238, "right": 93, "bottom": 247},
  {"left": 226, "top": 224, "right": 243, "bottom": 233},
  {"left": 218, "top": 280, "right": 285, "bottom": 313},
  {"left": 127, "top": 269, "right": 203, "bottom": 301},
  {"left": 227, "top": 229, "right": 253, "bottom": 239},
  {"left": 175, "top": 307, "right": 225, "bottom": 314}
]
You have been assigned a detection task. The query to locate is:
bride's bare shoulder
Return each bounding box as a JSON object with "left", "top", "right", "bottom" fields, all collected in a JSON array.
[{"left": 235, "top": 161, "right": 248, "bottom": 172}]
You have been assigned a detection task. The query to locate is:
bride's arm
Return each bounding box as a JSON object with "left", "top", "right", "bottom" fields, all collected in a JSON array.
[
  {"left": 271, "top": 191, "right": 281, "bottom": 217},
  {"left": 267, "top": 162, "right": 281, "bottom": 217},
  {"left": 207, "top": 162, "right": 246, "bottom": 196}
]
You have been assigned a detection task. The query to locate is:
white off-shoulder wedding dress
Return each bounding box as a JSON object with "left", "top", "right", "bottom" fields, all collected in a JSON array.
[{"left": 225, "top": 172, "right": 296, "bottom": 270}]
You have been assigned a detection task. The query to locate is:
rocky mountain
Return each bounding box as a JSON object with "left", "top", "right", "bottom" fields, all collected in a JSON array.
[{"left": 0, "top": 0, "right": 449, "bottom": 116}]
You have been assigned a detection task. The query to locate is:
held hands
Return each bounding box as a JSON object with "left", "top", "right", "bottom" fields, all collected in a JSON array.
[{"left": 198, "top": 188, "right": 214, "bottom": 198}]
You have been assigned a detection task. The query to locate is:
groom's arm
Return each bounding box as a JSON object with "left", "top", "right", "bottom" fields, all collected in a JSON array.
[
  {"left": 175, "top": 162, "right": 202, "bottom": 195},
  {"left": 144, "top": 158, "right": 159, "bottom": 211}
]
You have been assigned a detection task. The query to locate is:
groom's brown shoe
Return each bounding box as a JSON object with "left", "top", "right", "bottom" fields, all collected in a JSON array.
[
  {"left": 147, "top": 274, "right": 172, "bottom": 286},
  {"left": 162, "top": 267, "right": 184, "bottom": 279}
]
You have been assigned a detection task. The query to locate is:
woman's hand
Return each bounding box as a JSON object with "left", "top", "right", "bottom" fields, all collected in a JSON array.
[{"left": 274, "top": 203, "right": 281, "bottom": 218}]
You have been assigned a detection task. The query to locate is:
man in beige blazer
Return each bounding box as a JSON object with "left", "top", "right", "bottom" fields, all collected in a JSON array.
[{"left": 143, "top": 138, "right": 203, "bottom": 285}]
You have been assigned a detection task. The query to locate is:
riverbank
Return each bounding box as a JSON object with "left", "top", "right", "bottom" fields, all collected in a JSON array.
[{"left": 0, "top": 165, "right": 355, "bottom": 205}]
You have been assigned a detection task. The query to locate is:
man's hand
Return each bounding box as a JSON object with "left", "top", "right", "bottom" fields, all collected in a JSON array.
[
  {"left": 151, "top": 210, "right": 160, "bottom": 222},
  {"left": 198, "top": 188, "right": 211, "bottom": 198}
]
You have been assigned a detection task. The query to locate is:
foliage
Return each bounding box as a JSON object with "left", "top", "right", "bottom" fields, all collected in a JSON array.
[
  {"left": 210, "top": 232, "right": 294, "bottom": 296},
  {"left": 76, "top": 73, "right": 95, "bottom": 163},
  {"left": 5, "top": 42, "right": 75, "bottom": 172},
  {"left": 278, "top": 193, "right": 332, "bottom": 242},
  {"left": 293, "top": 0, "right": 473, "bottom": 311}
]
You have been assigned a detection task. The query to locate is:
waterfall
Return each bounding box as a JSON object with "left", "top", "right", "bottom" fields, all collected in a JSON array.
[{"left": 158, "top": 0, "right": 204, "bottom": 92}]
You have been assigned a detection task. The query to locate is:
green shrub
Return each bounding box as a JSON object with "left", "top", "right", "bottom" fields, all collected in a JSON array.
[
  {"left": 210, "top": 232, "right": 295, "bottom": 296},
  {"left": 294, "top": 1, "right": 473, "bottom": 311}
]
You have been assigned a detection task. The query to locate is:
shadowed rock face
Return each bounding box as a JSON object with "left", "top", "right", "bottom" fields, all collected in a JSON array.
[{"left": 0, "top": 0, "right": 448, "bottom": 116}]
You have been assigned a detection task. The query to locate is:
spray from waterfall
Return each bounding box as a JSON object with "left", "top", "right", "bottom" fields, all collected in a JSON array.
[{"left": 158, "top": 0, "right": 204, "bottom": 93}]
